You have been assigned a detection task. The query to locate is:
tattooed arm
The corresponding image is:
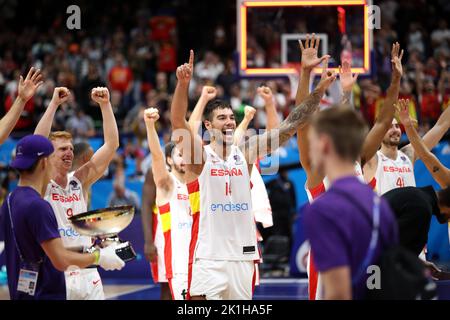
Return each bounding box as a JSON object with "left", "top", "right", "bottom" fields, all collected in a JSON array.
[
  {"left": 398, "top": 99, "right": 450, "bottom": 189},
  {"left": 241, "top": 70, "right": 337, "bottom": 165}
]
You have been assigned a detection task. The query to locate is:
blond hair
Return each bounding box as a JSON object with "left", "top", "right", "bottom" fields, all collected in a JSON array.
[{"left": 49, "top": 131, "right": 73, "bottom": 142}]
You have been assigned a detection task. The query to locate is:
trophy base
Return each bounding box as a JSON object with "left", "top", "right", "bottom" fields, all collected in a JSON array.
[{"left": 115, "top": 241, "right": 137, "bottom": 262}]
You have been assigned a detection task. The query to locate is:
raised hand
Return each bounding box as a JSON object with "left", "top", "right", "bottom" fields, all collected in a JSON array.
[
  {"left": 299, "top": 33, "right": 330, "bottom": 71},
  {"left": 316, "top": 58, "right": 337, "bottom": 92},
  {"left": 18, "top": 67, "right": 44, "bottom": 102},
  {"left": 244, "top": 105, "right": 256, "bottom": 121},
  {"left": 201, "top": 86, "right": 217, "bottom": 101},
  {"left": 257, "top": 86, "right": 274, "bottom": 104},
  {"left": 144, "top": 107, "right": 160, "bottom": 125},
  {"left": 396, "top": 99, "right": 415, "bottom": 127},
  {"left": 391, "top": 42, "right": 404, "bottom": 78},
  {"left": 339, "top": 60, "right": 358, "bottom": 93},
  {"left": 176, "top": 50, "right": 194, "bottom": 85},
  {"left": 91, "top": 87, "right": 110, "bottom": 106},
  {"left": 50, "top": 87, "right": 70, "bottom": 106}
]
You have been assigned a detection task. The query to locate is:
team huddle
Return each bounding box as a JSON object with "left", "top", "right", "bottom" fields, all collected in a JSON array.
[{"left": 1, "top": 33, "right": 450, "bottom": 300}]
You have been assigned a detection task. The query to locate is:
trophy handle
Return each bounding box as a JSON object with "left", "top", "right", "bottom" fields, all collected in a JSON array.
[
  {"left": 115, "top": 241, "right": 137, "bottom": 262},
  {"left": 89, "top": 238, "right": 137, "bottom": 263}
]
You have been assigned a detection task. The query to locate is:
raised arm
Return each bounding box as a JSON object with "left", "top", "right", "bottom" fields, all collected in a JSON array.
[
  {"left": 34, "top": 87, "right": 70, "bottom": 137},
  {"left": 241, "top": 67, "right": 336, "bottom": 165},
  {"left": 170, "top": 50, "right": 204, "bottom": 175},
  {"left": 339, "top": 60, "right": 358, "bottom": 105},
  {"left": 402, "top": 99, "right": 450, "bottom": 162},
  {"left": 144, "top": 107, "right": 173, "bottom": 193},
  {"left": 188, "top": 86, "right": 217, "bottom": 134},
  {"left": 257, "top": 86, "right": 280, "bottom": 130},
  {"left": 74, "top": 87, "right": 119, "bottom": 187},
  {"left": 398, "top": 99, "right": 450, "bottom": 188},
  {"left": 295, "top": 34, "right": 330, "bottom": 106},
  {"left": 1, "top": 68, "right": 43, "bottom": 143},
  {"left": 234, "top": 106, "right": 256, "bottom": 146},
  {"left": 295, "top": 34, "right": 330, "bottom": 188},
  {"left": 360, "top": 43, "right": 403, "bottom": 166}
]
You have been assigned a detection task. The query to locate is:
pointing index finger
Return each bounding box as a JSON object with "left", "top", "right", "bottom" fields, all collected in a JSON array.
[{"left": 189, "top": 50, "right": 194, "bottom": 68}]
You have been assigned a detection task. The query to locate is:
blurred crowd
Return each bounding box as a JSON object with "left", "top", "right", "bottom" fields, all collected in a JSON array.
[{"left": 0, "top": 0, "right": 449, "bottom": 178}]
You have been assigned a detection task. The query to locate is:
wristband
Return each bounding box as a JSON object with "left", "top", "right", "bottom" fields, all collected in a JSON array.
[{"left": 93, "top": 249, "right": 100, "bottom": 265}]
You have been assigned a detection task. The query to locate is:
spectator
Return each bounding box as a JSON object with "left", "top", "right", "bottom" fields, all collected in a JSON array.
[
  {"left": 108, "top": 53, "right": 133, "bottom": 95},
  {"left": 194, "top": 51, "right": 224, "bottom": 81},
  {"left": 79, "top": 63, "right": 106, "bottom": 120},
  {"left": 66, "top": 108, "right": 95, "bottom": 143},
  {"left": 107, "top": 174, "right": 141, "bottom": 213}
]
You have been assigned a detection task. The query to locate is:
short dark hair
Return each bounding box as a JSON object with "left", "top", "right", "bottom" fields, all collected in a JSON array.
[
  {"left": 311, "top": 106, "right": 368, "bottom": 162},
  {"left": 164, "top": 142, "right": 177, "bottom": 169},
  {"left": 73, "top": 142, "right": 92, "bottom": 160},
  {"left": 204, "top": 99, "right": 233, "bottom": 121}
]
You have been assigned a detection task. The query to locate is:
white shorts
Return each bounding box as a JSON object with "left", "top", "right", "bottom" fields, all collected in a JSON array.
[
  {"left": 189, "top": 259, "right": 255, "bottom": 300},
  {"left": 65, "top": 268, "right": 105, "bottom": 300},
  {"left": 169, "top": 273, "right": 189, "bottom": 300}
]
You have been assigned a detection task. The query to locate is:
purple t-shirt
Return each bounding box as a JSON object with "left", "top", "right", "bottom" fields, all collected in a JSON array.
[
  {"left": 304, "top": 176, "right": 398, "bottom": 299},
  {"left": 0, "top": 186, "right": 65, "bottom": 300}
]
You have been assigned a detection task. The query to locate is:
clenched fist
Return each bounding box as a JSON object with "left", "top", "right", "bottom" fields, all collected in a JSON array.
[
  {"left": 91, "top": 87, "right": 110, "bottom": 106},
  {"left": 201, "top": 86, "right": 217, "bottom": 101},
  {"left": 257, "top": 86, "right": 273, "bottom": 104},
  {"left": 144, "top": 107, "right": 160, "bottom": 125},
  {"left": 244, "top": 106, "right": 256, "bottom": 121},
  {"left": 50, "top": 87, "right": 70, "bottom": 106}
]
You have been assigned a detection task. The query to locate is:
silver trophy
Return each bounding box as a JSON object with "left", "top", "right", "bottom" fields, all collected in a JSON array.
[{"left": 69, "top": 205, "right": 137, "bottom": 262}]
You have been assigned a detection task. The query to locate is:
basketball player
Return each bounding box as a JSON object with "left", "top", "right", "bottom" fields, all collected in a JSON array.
[
  {"left": 187, "top": 86, "right": 270, "bottom": 290},
  {"left": 398, "top": 99, "right": 450, "bottom": 190},
  {"left": 0, "top": 67, "right": 43, "bottom": 145},
  {"left": 295, "top": 35, "right": 403, "bottom": 299},
  {"left": 34, "top": 87, "right": 119, "bottom": 300},
  {"left": 143, "top": 107, "right": 192, "bottom": 300},
  {"left": 141, "top": 169, "right": 171, "bottom": 300},
  {"left": 188, "top": 85, "right": 276, "bottom": 228},
  {"left": 171, "top": 50, "right": 336, "bottom": 300},
  {"left": 363, "top": 100, "right": 450, "bottom": 195}
]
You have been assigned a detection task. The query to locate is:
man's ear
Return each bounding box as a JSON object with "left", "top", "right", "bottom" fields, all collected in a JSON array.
[
  {"left": 41, "top": 157, "right": 48, "bottom": 170},
  {"left": 322, "top": 135, "right": 332, "bottom": 156},
  {"left": 204, "top": 120, "right": 212, "bottom": 130}
]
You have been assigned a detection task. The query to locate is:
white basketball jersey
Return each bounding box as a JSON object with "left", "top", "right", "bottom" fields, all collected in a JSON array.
[
  {"left": 306, "top": 162, "right": 365, "bottom": 202},
  {"left": 374, "top": 150, "right": 416, "bottom": 195},
  {"left": 158, "top": 174, "right": 192, "bottom": 277},
  {"left": 190, "top": 145, "right": 259, "bottom": 261},
  {"left": 44, "top": 175, "right": 92, "bottom": 249}
]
